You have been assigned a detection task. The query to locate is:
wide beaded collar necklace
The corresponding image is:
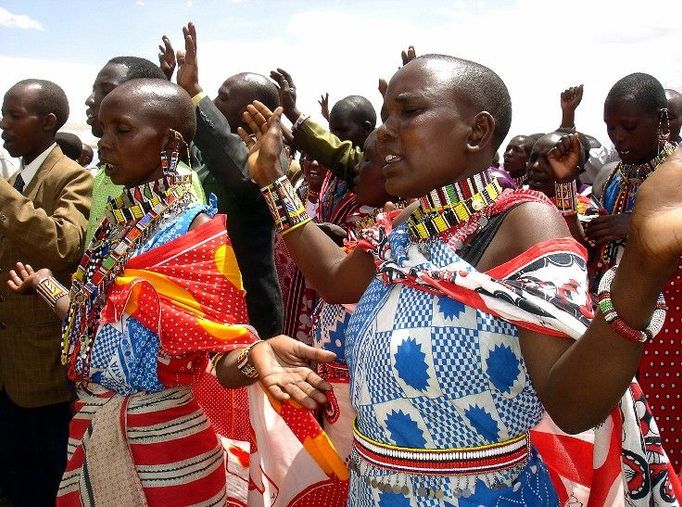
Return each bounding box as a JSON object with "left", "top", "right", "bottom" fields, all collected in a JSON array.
[{"left": 408, "top": 169, "right": 502, "bottom": 249}]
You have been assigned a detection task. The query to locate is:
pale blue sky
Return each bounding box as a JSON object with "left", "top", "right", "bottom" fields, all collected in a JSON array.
[{"left": 2, "top": 0, "right": 682, "bottom": 150}]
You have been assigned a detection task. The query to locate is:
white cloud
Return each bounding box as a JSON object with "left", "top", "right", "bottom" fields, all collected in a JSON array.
[
  {"left": 0, "top": 7, "right": 44, "bottom": 31},
  {"left": 136, "top": 0, "right": 145, "bottom": 6}
]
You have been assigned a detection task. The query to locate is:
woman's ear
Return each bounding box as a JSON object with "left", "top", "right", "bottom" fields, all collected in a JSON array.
[{"left": 466, "top": 111, "right": 495, "bottom": 153}]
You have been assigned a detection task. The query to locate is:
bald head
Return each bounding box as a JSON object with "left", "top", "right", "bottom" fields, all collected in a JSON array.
[
  {"left": 214, "top": 72, "right": 280, "bottom": 130},
  {"left": 413, "top": 55, "right": 512, "bottom": 150},
  {"left": 102, "top": 79, "right": 196, "bottom": 142},
  {"left": 329, "top": 95, "right": 376, "bottom": 147},
  {"left": 666, "top": 89, "right": 682, "bottom": 142},
  {"left": 11, "top": 79, "right": 69, "bottom": 132}
]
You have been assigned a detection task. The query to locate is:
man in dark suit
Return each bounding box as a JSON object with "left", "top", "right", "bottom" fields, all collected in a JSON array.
[
  {"left": 0, "top": 79, "right": 92, "bottom": 506},
  {"left": 176, "top": 23, "right": 283, "bottom": 340}
]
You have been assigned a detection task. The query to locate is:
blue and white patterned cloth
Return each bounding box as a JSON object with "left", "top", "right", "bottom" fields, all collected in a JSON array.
[
  {"left": 89, "top": 200, "right": 215, "bottom": 395},
  {"left": 345, "top": 223, "right": 559, "bottom": 506}
]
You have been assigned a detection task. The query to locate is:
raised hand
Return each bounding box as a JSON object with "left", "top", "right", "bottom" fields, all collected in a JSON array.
[
  {"left": 560, "top": 84, "right": 584, "bottom": 113},
  {"left": 379, "top": 45, "right": 417, "bottom": 97},
  {"left": 237, "top": 101, "right": 286, "bottom": 187},
  {"left": 270, "top": 68, "right": 300, "bottom": 122},
  {"left": 401, "top": 45, "right": 417, "bottom": 66},
  {"left": 158, "top": 35, "right": 176, "bottom": 81},
  {"left": 547, "top": 133, "right": 582, "bottom": 182},
  {"left": 318, "top": 92, "right": 330, "bottom": 122},
  {"left": 7, "top": 262, "right": 51, "bottom": 295},
  {"left": 250, "top": 335, "right": 335, "bottom": 409},
  {"left": 627, "top": 146, "right": 682, "bottom": 267},
  {"left": 176, "top": 22, "right": 202, "bottom": 97}
]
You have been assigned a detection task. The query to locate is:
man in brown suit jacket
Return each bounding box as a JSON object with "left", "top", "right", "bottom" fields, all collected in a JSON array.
[{"left": 0, "top": 79, "right": 92, "bottom": 506}]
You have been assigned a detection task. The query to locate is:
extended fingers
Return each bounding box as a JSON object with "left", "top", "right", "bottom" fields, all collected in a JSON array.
[
  {"left": 237, "top": 127, "right": 255, "bottom": 148},
  {"left": 244, "top": 104, "right": 268, "bottom": 133},
  {"left": 276, "top": 68, "right": 295, "bottom": 88}
]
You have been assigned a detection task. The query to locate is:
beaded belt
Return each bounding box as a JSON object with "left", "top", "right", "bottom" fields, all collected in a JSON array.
[{"left": 352, "top": 421, "right": 530, "bottom": 476}]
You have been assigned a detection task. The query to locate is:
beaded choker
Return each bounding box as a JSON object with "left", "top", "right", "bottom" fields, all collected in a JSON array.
[
  {"left": 618, "top": 142, "right": 676, "bottom": 183},
  {"left": 62, "top": 174, "right": 193, "bottom": 378},
  {"left": 408, "top": 169, "right": 502, "bottom": 246}
]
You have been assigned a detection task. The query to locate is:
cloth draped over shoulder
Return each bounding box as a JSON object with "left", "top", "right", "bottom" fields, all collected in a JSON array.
[
  {"left": 355, "top": 189, "right": 682, "bottom": 507},
  {"left": 60, "top": 214, "right": 348, "bottom": 506}
]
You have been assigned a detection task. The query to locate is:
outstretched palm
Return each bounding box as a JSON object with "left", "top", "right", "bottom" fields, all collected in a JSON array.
[{"left": 237, "top": 101, "right": 286, "bottom": 187}]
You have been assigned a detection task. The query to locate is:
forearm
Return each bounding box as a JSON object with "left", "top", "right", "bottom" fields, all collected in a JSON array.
[
  {"left": 538, "top": 243, "right": 672, "bottom": 433},
  {"left": 281, "top": 221, "right": 374, "bottom": 303},
  {"left": 35, "top": 276, "right": 71, "bottom": 320},
  {"left": 292, "top": 117, "right": 364, "bottom": 180},
  {"left": 214, "top": 349, "right": 259, "bottom": 388},
  {"left": 560, "top": 109, "right": 576, "bottom": 129}
]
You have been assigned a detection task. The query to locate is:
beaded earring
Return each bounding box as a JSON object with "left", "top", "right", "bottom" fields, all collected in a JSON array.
[
  {"left": 658, "top": 108, "right": 671, "bottom": 151},
  {"left": 160, "top": 129, "right": 189, "bottom": 177}
]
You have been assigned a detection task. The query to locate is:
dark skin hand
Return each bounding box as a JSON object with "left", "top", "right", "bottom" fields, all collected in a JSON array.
[
  {"left": 176, "top": 22, "right": 202, "bottom": 98},
  {"left": 584, "top": 214, "right": 631, "bottom": 246},
  {"left": 158, "top": 35, "right": 176, "bottom": 81},
  {"left": 378, "top": 45, "right": 417, "bottom": 97},
  {"left": 560, "top": 84, "right": 583, "bottom": 129},
  {"left": 270, "top": 68, "right": 300, "bottom": 124},
  {"left": 318, "top": 92, "right": 330, "bottom": 122}
]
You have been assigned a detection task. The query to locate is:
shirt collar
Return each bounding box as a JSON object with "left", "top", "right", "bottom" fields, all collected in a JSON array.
[{"left": 19, "top": 143, "right": 57, "bottom": 187}]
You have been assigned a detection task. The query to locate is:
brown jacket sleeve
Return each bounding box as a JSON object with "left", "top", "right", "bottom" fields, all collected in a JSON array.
[{"left": 0, "top": 147, "right": 92, "bottom": 271}]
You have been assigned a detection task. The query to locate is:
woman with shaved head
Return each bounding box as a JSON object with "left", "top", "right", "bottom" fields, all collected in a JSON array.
[
  {"left": 240, "top": 55, "right": 682, "bottom": 505},
  {"left": 9, "top": 78, "right": 334, "bottom": 506}
]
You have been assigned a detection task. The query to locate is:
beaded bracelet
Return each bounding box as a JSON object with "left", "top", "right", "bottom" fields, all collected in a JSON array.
[
  {"left": 597, "top": 266, "right": 667, "bottom": 343},
  {"left": 236, "top": 341, "right": 262, "bottom": 379},
  {"left": 554, "top": 180, "right": 577, "bottom": 216},
  {"left": 36, "top": 276, "right": 68, "bottom": 309},
  {"left": 261, "top": 175, "right": 312, "bottom": 235}
]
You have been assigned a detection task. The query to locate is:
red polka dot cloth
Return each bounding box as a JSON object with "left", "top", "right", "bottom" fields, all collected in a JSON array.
[{"left": 640, "top": 259, "right": 682, "bottom": 474}]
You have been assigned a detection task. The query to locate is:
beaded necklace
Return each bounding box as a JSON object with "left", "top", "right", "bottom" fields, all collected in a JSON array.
[
  {"left": 595, "top": 142, "right": 676, "bottom": 272},
  {"left": 602, "top": 142, "right": 675, "bottom": 216},
  {"left": 61, "top": 171, "right": 193, "bottom": 380},
  {"left": 408, "top": 169, "right": 503, "bottom": 249}
]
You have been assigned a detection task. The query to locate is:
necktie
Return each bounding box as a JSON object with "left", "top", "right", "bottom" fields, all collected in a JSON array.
[{"left": 13, "top": 173, "right": 25, "bottom": 194}]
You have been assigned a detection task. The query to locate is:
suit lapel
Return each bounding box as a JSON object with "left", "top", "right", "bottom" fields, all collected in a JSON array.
[{"left": 24, "top": 146, "right": 62, "bottom": 200}]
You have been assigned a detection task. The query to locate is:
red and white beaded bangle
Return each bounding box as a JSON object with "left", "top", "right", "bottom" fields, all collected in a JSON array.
[{"left": 597, "top": 266, "right": 667, "bottom": 343}]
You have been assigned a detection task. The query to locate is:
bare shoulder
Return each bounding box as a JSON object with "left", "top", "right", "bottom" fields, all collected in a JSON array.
[
  {"left": 189, "top": 212, "right": 213, "bottom": 231},
  {"left": 477, "top": 200, "right": 571, "bottom": 271}
]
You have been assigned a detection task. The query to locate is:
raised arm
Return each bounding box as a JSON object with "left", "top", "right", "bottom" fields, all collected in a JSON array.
[
  {"left": 559, "top": 84, "right": 583, "bottom": 129},
  {"left": 238, "top": 102, "right": 375, "bottom": 303},
  {"left": 175, "top": 22, "right": 253, "bottom": 190},
  {"left": 516, "top": 141, "right": 682, "bottom": 433},
  {"left": 270, "top": 68, "right": 363, "bottom": 181}
]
